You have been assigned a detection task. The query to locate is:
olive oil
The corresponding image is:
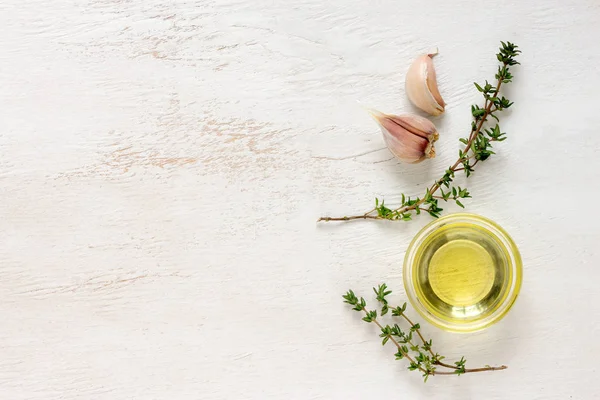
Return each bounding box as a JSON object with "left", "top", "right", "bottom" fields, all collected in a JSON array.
[
  {"left": 428, "top": 239, "right": 495, "bottom": 307},
  {"left": 406, "top": 216, "right": 520, "bottom": 330}
]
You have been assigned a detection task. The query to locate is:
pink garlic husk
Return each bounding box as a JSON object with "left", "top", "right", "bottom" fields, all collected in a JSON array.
[
  {"left": 368, "top": 109, "right": 439, "bottom": 163},
  {"left": 405, "top": 49, "right": 446, "bottom": 116}
]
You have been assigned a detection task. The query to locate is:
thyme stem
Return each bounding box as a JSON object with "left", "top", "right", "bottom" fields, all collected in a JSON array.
[
  {"left": 345, "top": 284, "right": 508, "bottom": 381},
  {"left": 319, "top": 41, "right": 520, "bottom": 222}
]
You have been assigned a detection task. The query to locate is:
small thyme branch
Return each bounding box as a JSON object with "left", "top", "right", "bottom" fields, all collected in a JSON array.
[
  {"left": 319, "top": 41, "right": 520, "bottom": 223},
  {"left": 344, "top": 284, "right": 507, "bottom": 381}
]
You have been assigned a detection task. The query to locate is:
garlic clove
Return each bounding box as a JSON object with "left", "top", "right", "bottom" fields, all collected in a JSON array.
[
  {"left": 405, "top": 49, "right": 446, "bottom": 116},
  {"left": 368, "top": 109, "right": 438, "bottom": 163}
]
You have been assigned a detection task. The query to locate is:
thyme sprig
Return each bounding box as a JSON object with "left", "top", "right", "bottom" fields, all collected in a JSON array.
[
  {"left": 344, "top": 284, "right": 507, "bottom": 382},
  {"left": 319, "top": 42, "right": 520, "bottom": 222}
]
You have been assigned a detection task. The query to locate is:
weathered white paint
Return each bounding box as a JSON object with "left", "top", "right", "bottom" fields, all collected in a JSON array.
[{"left": 1, "top": 1, "right": 599, "bottom": 399}]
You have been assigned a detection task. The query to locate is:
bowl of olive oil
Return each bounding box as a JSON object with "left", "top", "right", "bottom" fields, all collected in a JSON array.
[{"left": 403, "top": 213, "right": 522, "bottom": 333}]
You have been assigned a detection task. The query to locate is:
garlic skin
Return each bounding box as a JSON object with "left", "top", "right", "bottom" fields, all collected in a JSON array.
[
  {"left": 369, "top": 109, "right": 438, "bottom": 163},
  {"left": 405, "top": 49, "right": 446, "bottom": 115}
]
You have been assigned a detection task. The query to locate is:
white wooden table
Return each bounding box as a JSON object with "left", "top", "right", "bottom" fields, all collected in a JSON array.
[{"left": 2, "top": 1, "right": 599, "bottom": 399}]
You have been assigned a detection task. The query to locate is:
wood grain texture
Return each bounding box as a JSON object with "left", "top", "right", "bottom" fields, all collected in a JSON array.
[{"left": 1, "top": 0, "right": 599, "bottom": 399}]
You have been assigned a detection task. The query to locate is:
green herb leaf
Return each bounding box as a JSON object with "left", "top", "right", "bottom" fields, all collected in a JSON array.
[{"left": 343, "top": 283, "right": 507, "bottom": 381}]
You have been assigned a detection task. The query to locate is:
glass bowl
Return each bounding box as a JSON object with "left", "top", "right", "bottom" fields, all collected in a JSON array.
[{"left": 403, "top": 213, "right": 522, "bottom": 333}]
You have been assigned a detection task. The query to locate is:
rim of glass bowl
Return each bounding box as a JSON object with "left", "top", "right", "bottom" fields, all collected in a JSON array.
[{"left": 403, "top": 213, "right": 522, "bottom": 333}]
